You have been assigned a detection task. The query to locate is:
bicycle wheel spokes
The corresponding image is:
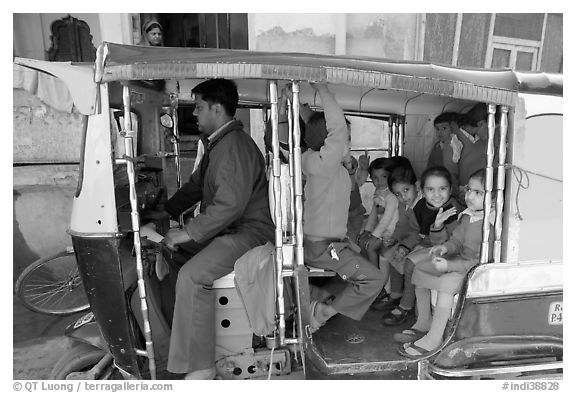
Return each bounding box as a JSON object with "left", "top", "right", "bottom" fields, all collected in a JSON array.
[{"left": 16, "top": 252, "right": 90, "bottom": 315}]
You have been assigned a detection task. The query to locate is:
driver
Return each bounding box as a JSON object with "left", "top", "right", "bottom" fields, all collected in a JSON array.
[{"left": 146, "top": 79, "right": 274, "bottom": 379}]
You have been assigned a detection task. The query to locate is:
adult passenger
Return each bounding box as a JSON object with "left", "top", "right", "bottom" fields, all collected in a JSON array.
[{"left": 299, "top": 83, "right": 385, "bottom": 332}]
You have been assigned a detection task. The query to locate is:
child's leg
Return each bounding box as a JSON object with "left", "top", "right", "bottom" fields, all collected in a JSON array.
[
  {"left": 413, "top": 291, "right": 454, "bottom": 351},
  {"left": 371, "top": 249, "right": 391, "bottom": 303},
  {"left": 376, "top": 244, "right": 390, "bottom": 283},
  {"left": 399, "top": 258, "right": 416, "bottom": 310},
  {"left": 411, "top": 287, "right": 432, "bottom": 332},
  {"left": 388, "top": 264, "right": 403, "bottom": 300},
  {"left": 366, "top": 239, "right": 382, "bottom": 268}
]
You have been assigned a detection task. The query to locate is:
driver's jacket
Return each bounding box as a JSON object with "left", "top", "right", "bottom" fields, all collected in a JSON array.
[{"left": 164, "top": 120, "right": 274, "bottom": 244}]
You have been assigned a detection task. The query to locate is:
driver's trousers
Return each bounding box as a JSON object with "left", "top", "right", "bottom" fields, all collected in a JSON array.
[{"left": 167, "top": 229, "right": 270, "bottom": 374}]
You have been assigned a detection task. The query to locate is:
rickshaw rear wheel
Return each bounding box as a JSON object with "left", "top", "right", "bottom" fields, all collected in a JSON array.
[
  {"left": 15, "top": 248, "right": 90, "bottom": 315},
  {"left": 50, "top": 343, "right": 111, "bottom": 380}
]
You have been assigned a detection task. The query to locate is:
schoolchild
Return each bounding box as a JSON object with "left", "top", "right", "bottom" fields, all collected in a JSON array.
[
  {"left": 398, "top": 169, "right": 494, "bottom": 358},
  {"left": 427, "top": 112, "right": 463, "bottom": 196},
  {"left": 370, "top": 164, "right": 421, "bottom": 313},
  {"left": 300, "top": 83, "right": 384, "bottom": 332},
  {"left": 455, "top": 103, "right": 491, "bottom": 203},
  {"left": 380, "top": 166, "right": 463, "bottom": 326},
  {"left": 357, "top": 158, "right": 401, "bottom": 270}
]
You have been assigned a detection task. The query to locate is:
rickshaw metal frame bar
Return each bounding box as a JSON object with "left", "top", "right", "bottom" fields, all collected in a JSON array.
[
  {"left": 480, "top": 104, "right": 496, "bottom": 264},
  {"left": 397, "top": 116, "right": 405, "bottom": 156},
  {"left": 121, "top": 85, "right": 157, "bottom": 380},
  {"left": 291, "top": 81, "right": 311, "bottom": 374},
  {"left": 292, "top": 82, "right": 305, "bottom": 269},
  {"left": 421, "top": 360, "right": 563, "bottom": 378},
  {"left": 287, "top": 98, "right": 297, "bottom": 241},
  {"left": 493, "top": 106, "right": 509, "bottom": 263},
  {"left": 388, "top": 119, "right": 394, "bottom": 157},
  {"left": 269, "top": 81, "right": 287, "bottom": 346},
  {"left": 169, "top": 95, "right": 185, "bottom": 228}
]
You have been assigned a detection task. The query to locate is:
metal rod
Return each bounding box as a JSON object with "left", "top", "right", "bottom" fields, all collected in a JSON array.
[
  {"left": 290, "top": 81, "right": 309, "bottom": 374},
  {"left": 170, "top": 100, "right": 184, "bottom": 228},
  {"left": 122, "top": 85, "right": 156, "bottom": 380},
  {"left": 393, "top": 117, "right": 400, "bottom": 156},
  {"left": 388, "top": 117, "right": 394, "bottom": 157},
  {"left": 398, "top": 116, "right": 405, "bottom": 156},
  {"left": 286, "top": 98, "right": 296, "bottom": 243},
  {"left": 494, "top": 106, "right": 508, "bottom": 263},
  {"left": 269, "top": 81, "right": 286, "bottom": 346},
  {"left": 291, "top": 82, "right": 305, "bottom": 269},
  {"left": 480, "top": 104, "right": 496, "bottom": 264}
]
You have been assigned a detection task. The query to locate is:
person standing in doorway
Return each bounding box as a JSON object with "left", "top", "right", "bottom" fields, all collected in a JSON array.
[{"left": 138, "top": 20, "right": 164, "bottom": 46}]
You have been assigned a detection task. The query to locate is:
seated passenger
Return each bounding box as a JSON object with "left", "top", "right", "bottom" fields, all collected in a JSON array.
[
  {"left": 381, "top": 166, "right": 463, "bottom": 327},
  {"left": 263, "top": 90, "right": 365, "bottom": 242},
  {"left": 298, "top": 83, "right": 385, "bottom": 332},
  {"left": 358, "top": 157, "right": 401, "bottom": 269},
  {"left": 371, "top": 164, "right": 421, "bottom": 313},
  {"left": 398, "top": 169, "right": 494, "bottom": 358}
]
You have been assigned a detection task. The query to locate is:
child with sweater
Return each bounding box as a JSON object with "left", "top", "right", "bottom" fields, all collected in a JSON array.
[{"left": 398, "top": 169, "right": 494, "bottom": 358}]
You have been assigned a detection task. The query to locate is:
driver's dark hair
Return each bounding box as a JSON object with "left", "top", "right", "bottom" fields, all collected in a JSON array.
[{"left": 192, "top": 79, "right": 238, "bottom": 117}]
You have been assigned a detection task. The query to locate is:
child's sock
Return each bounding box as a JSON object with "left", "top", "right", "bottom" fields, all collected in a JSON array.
[
  {"left": 411, "top": 287, "right": 431, "bottom": 331},
  {"left": 413, "top": 305, "right": 451, "bottom": 351}
]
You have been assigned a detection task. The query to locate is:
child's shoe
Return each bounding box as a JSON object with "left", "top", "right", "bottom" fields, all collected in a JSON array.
[
  {"left": 371, "top": 296, "right": 400, "bottom": 312},
  {"left": 381, "top": 306, "right": 414, "bottom": 326}
]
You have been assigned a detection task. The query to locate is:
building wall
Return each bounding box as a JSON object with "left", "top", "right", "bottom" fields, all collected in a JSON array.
[
  {"left": 13, "top": 89, "right": 83, "bottom": 163},
  {"left": 13, "top": 87, "right": 82, "bottom": 278},
  {"left": 423, "top": 13, "right": 457, "bottom": 64},
  {"left": 541, "top": 14, "right": 563, "bottom": 72},
  {"left": 250, "top": 13, "right": 418, "bottom": 59},
  {"left": 457, "top": 13, "right": 492, "bottom": 68},
  {"left": 13, "top": 13, "right": 133, "bottom": 61},
  {"left": 13, "top": 13, "right": 103, "bottom": 60}
]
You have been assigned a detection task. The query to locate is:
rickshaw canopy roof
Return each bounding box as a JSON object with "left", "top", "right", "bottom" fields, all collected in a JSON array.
[
  {"left": 100, "top": 43, "right": 562, "bottom": 100},
  {"left": 14, "top": 42, "right": 562, "bottom": 115}
]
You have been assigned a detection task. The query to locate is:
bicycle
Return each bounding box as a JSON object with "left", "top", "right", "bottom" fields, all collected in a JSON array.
[{"left": 15, "top": 246, "right": 90, "bottom": 315}]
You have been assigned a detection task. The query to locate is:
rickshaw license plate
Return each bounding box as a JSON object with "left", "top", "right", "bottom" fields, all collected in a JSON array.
[{"left": 548, "top": 302, "right": 563, "bottom": 325}]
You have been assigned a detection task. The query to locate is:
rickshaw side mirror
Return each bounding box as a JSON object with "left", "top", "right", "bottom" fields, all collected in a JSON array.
[{"left": 160, "top": 113, "right": 174, "bottom": 129}]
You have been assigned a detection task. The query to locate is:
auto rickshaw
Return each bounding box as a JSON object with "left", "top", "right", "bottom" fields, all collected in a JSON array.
[{"left": 13, "top": 42, "right": 563, "bottom": 380}]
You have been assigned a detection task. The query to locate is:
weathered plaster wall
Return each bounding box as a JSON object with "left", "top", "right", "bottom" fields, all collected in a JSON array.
[
  {"left": 13, "top": 90, "right": 83, "bottom": 163},
  {"left": 13, "top": 89, "right": 81, "bottom": 279},
  {"left": 252, "top": 13, "right": 339, "bottom": 54},
  {"left": 251, "top": 13, "right": 418, "bottom": 59},
  {"left": 345, "top": 14, "right": 417, "bottom": 59},
  {"left": 13, "top": 167, "right": 79, "bottom": 281}
]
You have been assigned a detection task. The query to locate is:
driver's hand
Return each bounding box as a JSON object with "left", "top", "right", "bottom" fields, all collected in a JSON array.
[{"left": 162, "top": 228, "right": 192, "bottom": 251}]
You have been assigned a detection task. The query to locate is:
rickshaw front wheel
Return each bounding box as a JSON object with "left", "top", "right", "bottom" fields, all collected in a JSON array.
[{"left": 50, "top": 343, "right": 113, "bottom": 380}]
